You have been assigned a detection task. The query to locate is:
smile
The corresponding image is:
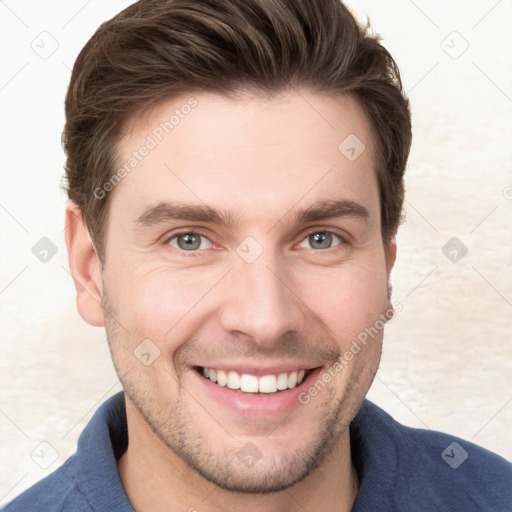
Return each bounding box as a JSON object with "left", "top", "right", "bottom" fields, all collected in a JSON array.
[{"left": 197, "top": 366, "right": 311, "bottom": 394}]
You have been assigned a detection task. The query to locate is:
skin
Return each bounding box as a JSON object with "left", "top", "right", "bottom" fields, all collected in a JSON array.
[{"left": 65, "top": 90, "right": 396, "bottom": 512}]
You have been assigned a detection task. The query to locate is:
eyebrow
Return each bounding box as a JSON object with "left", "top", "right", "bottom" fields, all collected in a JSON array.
[
  {"left": 133, "top": 202, "right": 239, "bottom": 228},
  {"left": 133, "top": 199, "right": 370, "bottom": 229},
  {"left": 292, "top": 199, "right": 370, "bottom": 225}
]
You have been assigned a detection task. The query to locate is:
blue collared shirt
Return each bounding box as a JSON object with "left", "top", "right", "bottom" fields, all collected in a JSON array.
[{"left": 4, "top": 392, "right": 511, "bottom": 511}]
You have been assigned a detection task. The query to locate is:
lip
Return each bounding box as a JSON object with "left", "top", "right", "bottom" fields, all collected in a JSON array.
[{"left": 188, "top": 365, "right": 324, "bottom": 418}]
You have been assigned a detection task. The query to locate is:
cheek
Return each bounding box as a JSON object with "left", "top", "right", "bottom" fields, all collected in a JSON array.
[
  {"left": 111, "top": 264, "right": 225, "bottom": 340},
  {"left": 297, "top": 262, "right": 389, "bottom": 345}
]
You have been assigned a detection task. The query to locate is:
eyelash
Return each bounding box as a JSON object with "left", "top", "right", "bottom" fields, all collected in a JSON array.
[
  {"left": 296, "top": 228, "right": 347, "bottom": 253},
  {"left": 163, "top": 227, "right": 348, "bottom": 255}
]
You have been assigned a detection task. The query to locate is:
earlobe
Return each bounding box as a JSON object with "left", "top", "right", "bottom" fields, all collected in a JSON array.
[{"left": 64, "top": 201, "right": 105, "bottom": 327}]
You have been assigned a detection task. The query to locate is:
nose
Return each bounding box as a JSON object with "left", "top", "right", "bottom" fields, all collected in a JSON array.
[{"left": 219, "top": 253, "right": 306, "bottom": 349}]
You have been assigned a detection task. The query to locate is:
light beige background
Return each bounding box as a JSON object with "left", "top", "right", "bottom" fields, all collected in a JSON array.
[{"left": 1, "top": 0, "right": 511, "bottom": 505}]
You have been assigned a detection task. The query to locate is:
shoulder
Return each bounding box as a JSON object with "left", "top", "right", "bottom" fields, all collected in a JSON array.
[
  {"left": 351, "top": 400, "right": 512, "bottom": 511},
  {"left": 2, "top": 455, "right": 92, "bottom": 512},
  {"left": 3, "top": 392, "right": 131, "bottom": 512}
]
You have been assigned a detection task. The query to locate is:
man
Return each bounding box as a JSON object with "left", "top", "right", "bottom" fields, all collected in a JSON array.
[{"left": 4, "top": 0, "right": 511, "bottom": 511}]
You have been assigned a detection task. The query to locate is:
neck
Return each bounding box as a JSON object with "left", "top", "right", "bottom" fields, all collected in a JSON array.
[{"left": 117, "top": 398, "right": 359, "bottom": 512}]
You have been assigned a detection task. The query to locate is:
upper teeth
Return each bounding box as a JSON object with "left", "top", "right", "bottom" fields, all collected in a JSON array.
[{"left": 202, "top": 367, "right": 307, "bottom": 393}]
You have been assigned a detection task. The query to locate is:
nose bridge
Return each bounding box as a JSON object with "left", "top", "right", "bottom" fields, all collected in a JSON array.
[{"left": 219, "top": 249, "right": 304, "bottom": 347}]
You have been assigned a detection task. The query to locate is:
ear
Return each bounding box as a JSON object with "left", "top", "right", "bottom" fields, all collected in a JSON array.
[
  {"left": 384, "top": 237, "right": 397, "bottom": 319},
  {"left": 386, "top": 237, "right": 397, "bottom": 275},
  {"left": 64, "top": 201, "right": 105, "bottom": 327}
]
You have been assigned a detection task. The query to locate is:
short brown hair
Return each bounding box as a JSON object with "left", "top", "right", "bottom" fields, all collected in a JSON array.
[{"left": 63, "top": 0, "right": 412, "bottom": 262}]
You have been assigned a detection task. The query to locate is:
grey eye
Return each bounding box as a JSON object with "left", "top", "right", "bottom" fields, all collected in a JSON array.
[
  {"left": 169, "top": 233, "right": 212, "bottom": 251},
  {"left": 299, "top": 231, "right": 342, "bottom": 250}
]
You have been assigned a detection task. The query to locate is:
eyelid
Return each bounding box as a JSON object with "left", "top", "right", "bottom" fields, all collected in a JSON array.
[
  {"left": 163, "top": 229, "right": 218, "bottom": 253},
  {"left": 295, "top": 227, "right": 349, "bottom": 248}
]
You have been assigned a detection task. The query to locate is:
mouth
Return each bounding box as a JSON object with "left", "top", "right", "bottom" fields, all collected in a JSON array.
[
  {"left": 193, "top": 366, "right": 316, "bottom": 394},
  {"left": 190, "top": 364, "right": 326, "bottom": 417}
]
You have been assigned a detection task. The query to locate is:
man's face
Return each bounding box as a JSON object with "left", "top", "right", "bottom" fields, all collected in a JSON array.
[{"left": 97, "top": 91, "right": 394, "bottom": 492}]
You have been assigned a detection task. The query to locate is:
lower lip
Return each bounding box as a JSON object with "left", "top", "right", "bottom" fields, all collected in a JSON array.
[{"left": 189, "top": 367, "right": 323, "bottom": 417}]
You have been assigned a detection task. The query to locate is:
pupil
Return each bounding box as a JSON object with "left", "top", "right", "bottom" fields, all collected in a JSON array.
[{"left": 310, "top": 232, "right": 332, "bottom": 249}]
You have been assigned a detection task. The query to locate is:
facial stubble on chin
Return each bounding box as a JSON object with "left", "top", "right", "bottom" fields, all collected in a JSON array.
[{"left": 101, "top": 291, "right": 379, "bottom": 494}]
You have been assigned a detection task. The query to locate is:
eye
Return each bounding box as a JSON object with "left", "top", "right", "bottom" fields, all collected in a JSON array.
[
  {"left": 167, "top": 232, "right": 213, "bottom": 251},
  {"left": 298, "top": 231, "right": 343, "bottom": 250}
]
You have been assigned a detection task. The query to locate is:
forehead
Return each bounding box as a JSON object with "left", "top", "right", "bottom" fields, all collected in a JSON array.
[{"left": 111, "top": 90, "right": 379, "bottom": 228}]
